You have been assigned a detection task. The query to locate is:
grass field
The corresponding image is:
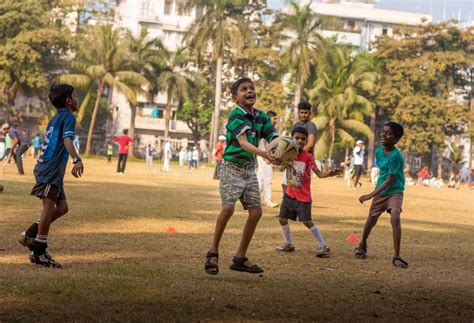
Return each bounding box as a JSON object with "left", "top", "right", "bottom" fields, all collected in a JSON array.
[{"left": 1, "top": 157, "right": 473, "bottom": 321}]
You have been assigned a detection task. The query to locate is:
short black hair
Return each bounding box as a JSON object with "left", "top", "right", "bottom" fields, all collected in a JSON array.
[
  {"left": 297, "top": 101, "right": 311, "bottom": 111},
  {"left": 49, "top": 84, "right": 75, "bottom": 109},
  {"left": 385, "top": 122, "right": 404, "bottom": 139},
  {"left": 230, "top": 77, "right": 254, "bottom": 96},
  {"left": 123, "top": 129, "right": 129, "bottom": 135},
  {"left": 291, "top": 126, "right": 308, "bottom": 138},
  {"left": 267, "top": 110, "right": 277, "bottom": 118}
]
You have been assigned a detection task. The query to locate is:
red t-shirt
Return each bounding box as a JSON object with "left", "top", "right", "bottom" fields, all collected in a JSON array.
[
  {"left": 285, "top": 151, "right": 316, "bottom": 202},
  {"left": 215, "top": 142, "right": 224, "bottom": 161},
  {"left": 113, "top": 135, "right": 133, "bottom": 154}
]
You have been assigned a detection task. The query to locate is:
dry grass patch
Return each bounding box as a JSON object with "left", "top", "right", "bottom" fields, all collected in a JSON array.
[{"left": 0, "top": 157, "right": 473, "bottom": 321}]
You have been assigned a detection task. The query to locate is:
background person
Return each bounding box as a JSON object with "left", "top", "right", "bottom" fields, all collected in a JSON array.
[
  {"left": 113, "top": 129, "right": 133, "bottom": 174},
  {"left": 213, "top": 135, "right": 225, "bottom": 180},
  {"left": 351, "top": 140, "right": 365, "bottom": 189},
  {"left": 8, "top": 124, "right": 30, "bottom": 175}
]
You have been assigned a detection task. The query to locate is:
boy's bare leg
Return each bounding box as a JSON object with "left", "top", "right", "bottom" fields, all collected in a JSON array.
[
  {"left": 390, "top": 208, "right": 402, "bottom": 258},
  {"left": 235, "top": 207, "right": 262, "bottom": 265},
  {"left": 37, "top": 198, "right": 57, "bottom": 236},
  {"left": 209, "top": 204, "right": 234, "bottom": 265},
  {"left": 51, "top": 200, "right": 69, "bottom": 223},
  {"left": 361, "top": 215, "right": 379, "bottom": 248}
]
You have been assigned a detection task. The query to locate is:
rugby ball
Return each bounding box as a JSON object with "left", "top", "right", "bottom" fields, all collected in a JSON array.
[{"left": 267, "top": 136, "right": 299, "bottom": 164}]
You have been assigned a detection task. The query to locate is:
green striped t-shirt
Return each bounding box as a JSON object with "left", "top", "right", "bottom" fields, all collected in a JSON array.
[{"left": 222, "top": 106, "right": 278, "bottom": 166}]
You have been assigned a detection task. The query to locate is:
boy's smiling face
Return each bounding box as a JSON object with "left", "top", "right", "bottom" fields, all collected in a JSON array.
[
  {"left": 293, "top": 132, "right": 307, "bottom": 151},
  {"left": 233, "top": 81, "right": 256, "bottom": 109},
  {"left": 380, "top": 125, "right": 399, "bottom": 147}
]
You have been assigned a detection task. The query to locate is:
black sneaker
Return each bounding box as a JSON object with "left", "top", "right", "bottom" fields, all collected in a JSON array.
[
  {"left": 18, "top": 231, "right": 35, "bottom": 250},
  {"left": 30, "top": 250, "right": 62, "bottom": 268}
]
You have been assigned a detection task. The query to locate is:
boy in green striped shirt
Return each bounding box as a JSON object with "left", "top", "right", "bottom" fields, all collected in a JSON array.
[{"left": 205, "top": 77, "right": 279, "bottom": 275}]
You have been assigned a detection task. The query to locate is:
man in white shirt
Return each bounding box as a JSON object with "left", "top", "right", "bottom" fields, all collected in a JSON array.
[
  {"left": 257, "top": 111, "right": 279, "bottom": 208},
  {"left": 352, "top": 140, "right": 365, "bottom": 189}
]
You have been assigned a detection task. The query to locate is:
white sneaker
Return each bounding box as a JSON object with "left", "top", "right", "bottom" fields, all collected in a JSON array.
[{"left": 316, "top": 246, "right": 330, "bottom": 257}]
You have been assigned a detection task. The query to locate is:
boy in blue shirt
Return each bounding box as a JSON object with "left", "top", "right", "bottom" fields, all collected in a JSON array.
[
  {"left": 355, "top": 122, "right": 408, "bottom": 268},
  {"left": 19, "top": 84, "right": 84, "bottom": 268}
]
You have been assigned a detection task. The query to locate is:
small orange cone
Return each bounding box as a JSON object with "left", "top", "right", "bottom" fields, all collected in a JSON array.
[
  {"left": 164, "top": 227, "right": 176, "bottom": 233},
  {"left": 346, "top": 235, "right": 359, "bottom": 243}
]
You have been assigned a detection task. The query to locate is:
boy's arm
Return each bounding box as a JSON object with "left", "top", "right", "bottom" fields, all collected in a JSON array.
[
  {"left": 359, "top": 175, "right": 395, "bottom": 204},
  {"left": 312, "top": 163, "right": 341, "bottom": 178},
  {"left": 7, "top": 134, "right": 18, "bottom": 160},
  {"left": 237, "top": 135, "right": 279, "bottom": 164},
  {"left": 64, "top": 137, "right": 84, "bottom": 178},
  {"left": 303, "top": 134, "right": 316, "bottom": 153}
]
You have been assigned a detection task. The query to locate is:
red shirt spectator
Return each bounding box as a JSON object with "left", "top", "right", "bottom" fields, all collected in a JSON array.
[
  {"left": 286, "top": 150, "right": 316, "bottom": 203},
  {"left": 113, "top": 134, "right": 133, "bottom": 154}
]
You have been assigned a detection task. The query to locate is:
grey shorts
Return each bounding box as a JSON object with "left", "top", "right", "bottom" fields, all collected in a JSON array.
[
  {"left": 369, "top": 193, "right": 403, "bottom": 218},
  {"left": 279, "top": 195, "right": 312, "bottom": 221},
  {"left": 219, "top": 160, "right": 261, "bottom": 210}
]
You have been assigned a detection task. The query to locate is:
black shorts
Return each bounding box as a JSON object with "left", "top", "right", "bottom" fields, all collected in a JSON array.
[
  {"left": 279, "top": 195, "right": 312, "bottom": 222},
  {"left": 353, "top": 165, "right": 363, "bottom": 177},
  {"left": 31, "top": 183, "right": 66, "bottom": 202}
]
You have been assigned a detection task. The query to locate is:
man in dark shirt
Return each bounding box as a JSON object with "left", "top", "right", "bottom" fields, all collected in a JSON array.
[
  {"left": 7, "top": 125, "right": 30, "bottom": 175},
  {"left": 292, "top": 101, "right": 317, "bottom": 155}
]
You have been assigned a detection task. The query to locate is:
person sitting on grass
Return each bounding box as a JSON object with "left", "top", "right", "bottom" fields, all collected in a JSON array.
[
  {"left": 204, "top": 77, "right": 279, "bottom": 275},
  {"left": 276, "top": 126, "right": 340, "bottom": 257},
  {"left": 19, "top": 84, "right": 84, "bottom": 268},
  {"left": 355, "top": 122, "right": 408, "bottom": 268}
]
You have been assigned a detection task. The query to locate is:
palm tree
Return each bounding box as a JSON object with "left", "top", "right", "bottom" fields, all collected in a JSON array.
[
  {"left": 156, "top": 48, "right": 199, "bottom": 139},
  {"left": 356, "top": 51, "right": 382, "bottom": 170},
  {"left": 185, "top": 0, "right": 249, "bottom": 159},
  {"left": 274, "top": 1, "right": 325, "bottom": 121},
  {"left": 126, "top": 28, "right": 166, "bottom": 139},
  {"left": 309, "top": 45, "right": 376, "bottom": 163},
  {"left": 60, "top": 24, "right": 149, "bottom": 155}
]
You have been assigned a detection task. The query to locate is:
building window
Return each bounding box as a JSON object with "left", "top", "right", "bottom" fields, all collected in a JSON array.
[
  {"left": 164, "top": 0, "right": 173, "bottom": 15},
  {"left": 382, "top": 26, "right": 388, "bottom": 35},
  {"left": 347, "top": 20, "right": 355, "bottom": 29},
  {"left": 177, "top": 0, "right": 190, "bottom": 16}
]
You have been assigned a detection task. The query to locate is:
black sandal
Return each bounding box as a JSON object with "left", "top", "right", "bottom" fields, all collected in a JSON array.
[
  {"left": 354, "top": 243, "right": 367, "bottom": 259},
  {"left": 205, "top": 250, "right": 219, "bottom": 275},
  {"left": 229, "top": 256, "right": 263, "bottom": 274},
  {"left": 392, "top": 257, "right": 408, "bottom": 268}
]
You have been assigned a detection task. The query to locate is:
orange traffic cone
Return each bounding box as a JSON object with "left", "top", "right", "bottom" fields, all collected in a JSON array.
[
  {"left": 346, "top": 235, "right": 359, "bottom": 243},
  {"left": 164, "top": 227, "right": 176, "bottom": 233}
]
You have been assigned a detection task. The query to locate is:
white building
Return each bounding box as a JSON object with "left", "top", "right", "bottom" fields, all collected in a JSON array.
[
  {"left": 112, "top": 0, "right": 199, "bottom": 153},
  {"left": 302, "top": 0, "right": 432, "bottom": 50}
]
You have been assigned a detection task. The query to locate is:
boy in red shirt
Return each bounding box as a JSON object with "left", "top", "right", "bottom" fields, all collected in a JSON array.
[
  {"left": 277, "top": 126, "right": 340, "bottom": 257},
  {"left": 113, "top": 129, "right": 133, "bottom": 173}
]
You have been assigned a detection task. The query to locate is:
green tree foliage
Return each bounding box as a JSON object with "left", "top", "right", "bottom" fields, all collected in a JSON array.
[
  {"left": 156, "top": 48, "right": 200, "bottom": 139},
  {"left": 60, "top": 24, "right": 149, "bottom": 155},
  {"left": 185, "top": 0, "right": 251, "bottom": 157},
  {"left": 274, "top": 1, "right": 324, "bottom": 121},
  {"left": 0, "top": 0, "right": 70, "bottom": 119},
  {"left": 373, "top": 21, "right": 473, "bottom": 157},
  {"left": 126, "top": 28, "right": 166, "bottom": 138},
  {"left": 178, "top": 86, "right": 213, "bottom": 143},
  {"left": 310, "top": 45, "right": 376, "bottom": 161}
]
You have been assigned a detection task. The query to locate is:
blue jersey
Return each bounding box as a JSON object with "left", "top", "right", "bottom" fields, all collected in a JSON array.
[{"left": 34, "top": 108, "right": 76, "bottom": 187}]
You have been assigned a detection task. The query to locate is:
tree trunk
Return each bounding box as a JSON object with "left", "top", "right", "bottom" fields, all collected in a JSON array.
[
  {"left": 164, "top": 95, "right": 172, "bottom": 139},
  {"left": 327, "top": 126, "right": 336, "bottom": 169},
  {"left": 210, "top": 56, "right": 223, "bottom": 163},
  {"left": 344, "top": 144, "right": 350, "bottom": 172},
  {"left": 367, "top": 107, "right": 377, "bottom": 170},
  {"left": 437, "top": 146, "right": 444, "bottom": 179},
  {"left": 128, "top": 105, "right": 137, "bottom": 157},
  {"left": 209, "top": 110, "right": 215, "bottom": 158},
  {"left": 293, "top": 73, "right": 302, "bottom": 122},
  {"left": 85, "top": 80, "right": 104, "bottom": 155}
]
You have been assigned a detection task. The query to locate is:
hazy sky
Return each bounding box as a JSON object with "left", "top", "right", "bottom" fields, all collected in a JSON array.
[{"left": 267, "top": 0, "right": 474, "bottom": 22}]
